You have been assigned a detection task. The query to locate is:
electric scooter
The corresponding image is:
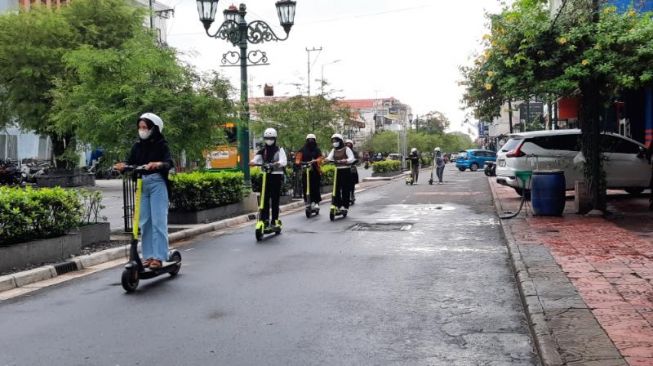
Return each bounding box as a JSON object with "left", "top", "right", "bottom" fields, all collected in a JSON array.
[
  {"left": 328, "top": 163, "right": 348, "bottom": 221},
  {"left": 255, "top": 163, "right": 282, "bottom": 241},
  {"left": 121, "top": 165, "right": 181, "bottom": 293},
  {"left": 301, "top": 160, "right": 320, "bottom": 218},
  {"left": 428, "top": 158, "right": 435, "bottom": 185},
  {"left": 405, "top": 159, "right": 414, "bottom": 185}
]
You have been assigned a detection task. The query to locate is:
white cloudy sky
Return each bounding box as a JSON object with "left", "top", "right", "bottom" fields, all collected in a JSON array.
[{"left": 164, "top": 0, "right": 505, "bottom": 135}]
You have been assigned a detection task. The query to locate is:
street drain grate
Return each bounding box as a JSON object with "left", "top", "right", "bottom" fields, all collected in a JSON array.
[
  {"left": 53, "top": 261, "right": 78, "bottom": 275},
  {"left": 350, "top": 223, "right": 413, "bottom": 232}
]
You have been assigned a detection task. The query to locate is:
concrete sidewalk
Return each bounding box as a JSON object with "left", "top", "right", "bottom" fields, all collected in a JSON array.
[{"left": 490, "top": 178, "right": 653, "bottom": 366}]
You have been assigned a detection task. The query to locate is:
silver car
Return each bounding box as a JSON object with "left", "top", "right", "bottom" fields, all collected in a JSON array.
[{"left": 496, "top": 129, "right": 651, "bottom": 197}]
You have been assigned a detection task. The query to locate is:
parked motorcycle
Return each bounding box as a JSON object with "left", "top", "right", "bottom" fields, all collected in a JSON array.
[
  {"left": 0, "top": 159, "right": 27, "bottom": 186},
  {"left": 484, "top": 161, "right": 496, "bottom": 177}
]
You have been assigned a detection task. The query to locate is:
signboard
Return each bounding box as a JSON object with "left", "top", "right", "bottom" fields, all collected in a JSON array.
[{"left": 606, "top": 0, "right": 653, "bottom": 12}]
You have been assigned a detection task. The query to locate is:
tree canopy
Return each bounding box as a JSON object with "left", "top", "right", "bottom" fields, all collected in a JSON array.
[{"left": 0, "top": 0, "right": 234, "bottom": 166}]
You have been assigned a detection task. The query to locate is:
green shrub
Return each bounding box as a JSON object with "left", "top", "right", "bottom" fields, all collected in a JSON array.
[
  {"left": 320, "top": 164, "right": 335, "bottom": 186},
  {"left": 170, "top": 171, "right": 244, "bottom": 211},
  {"left": 0, "top": 186, "right": 82, "bottom": 245},
  {"left": 420, "top": 156, "right": 433, "bottom": 167},
  {"left": 372, "top": 160, "right": 401, "bottom": 173},
  {"left": 77, "top": 189, "right": 106, "bottom": 224}
]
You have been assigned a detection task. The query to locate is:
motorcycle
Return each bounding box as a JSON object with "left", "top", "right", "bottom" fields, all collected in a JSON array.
[
  {"left": 484, "top": 161, "right": 496, "bottom": 177},
  {"left": 0, "top": 159, "right": 26, "bottom": 186}
]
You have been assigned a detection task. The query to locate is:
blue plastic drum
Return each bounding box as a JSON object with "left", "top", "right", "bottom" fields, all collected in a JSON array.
[{"left": 531, "top": 170, "right": 566, "bottom": 216}]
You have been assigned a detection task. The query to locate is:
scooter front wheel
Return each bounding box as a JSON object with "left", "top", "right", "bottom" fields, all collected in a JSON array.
[
  {"left": 255, "top": 227, "right": 264, "bottom": 241},
  {"left": 121, "top": 269, "right": 139, "bottom": 293},
  {"left": 169, "top": 251, "right": 182, "bottom": 277},
  {"left": 329, "top": 209, "right": 335, "bottom": 221},
  {"left": 305, "top": 207, "right": 311, "bottom": 218}
]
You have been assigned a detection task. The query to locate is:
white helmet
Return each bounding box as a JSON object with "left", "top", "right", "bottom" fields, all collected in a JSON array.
[
  {"left": 139, "top": 113, "right": 164, "bottom": 133},
  {"left": 345, "top": 139, "right": 353, "bottom": 145},
  {"left": 434, "top": 147, "right": 441, "bottom": 152},
  {"left": 264, "top": 128, "right": 277, "bottom": 138},
  {"left": 411, "top": 147, "right": 417, "bottom": 153},
  {"left": 306, "top": 133, "right": 316, "bottom": 140},
  {"left": 331, "top": 133, "right": 343, "bottom": 141}
]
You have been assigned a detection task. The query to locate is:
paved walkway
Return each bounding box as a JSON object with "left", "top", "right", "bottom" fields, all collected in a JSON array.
[{"left": 491, "top": 180, "right": 653, "bottom": 366}]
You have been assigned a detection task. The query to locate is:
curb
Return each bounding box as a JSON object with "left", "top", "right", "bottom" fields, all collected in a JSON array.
[{"left": 487, "top": 178, "right": 564, "bottom": 366}]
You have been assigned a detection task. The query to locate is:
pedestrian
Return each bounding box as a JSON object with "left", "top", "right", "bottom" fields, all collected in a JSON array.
[
  {"left": 114, "top": 113, "right": 174, "bottom": 269},
  {"left": 345, "top": 139, "right": 360, "bottom": 205},
  {"left": 406, "top": 147, "right": 420, "bottom": 183},
  {"left": 326, "top": 134, "right": 355, "bottom": 213},
  {"left": 295, "top": 133, "right": 323, "bottom": 210},
  {"left": 434, "top": 147, "right": 446, "bottom": 184},
  {"left": 249, "top": 128, "right": 287, "bottom": 228}
]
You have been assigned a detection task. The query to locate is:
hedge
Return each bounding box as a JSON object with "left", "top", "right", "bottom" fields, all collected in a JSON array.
[
  {"left": 169, "top": 171, "right": 244, "bottom": 211},
  {"left": 372, "top": 160, "right": 401, "bottom": 173},
  {"left": 0, "top": 186, "right": 82, "bottom": 245}
]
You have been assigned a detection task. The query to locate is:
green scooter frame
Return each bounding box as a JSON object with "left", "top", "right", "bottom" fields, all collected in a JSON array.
[
  {"left": 329, "top": 165, "right": 348, "bottom": 221},
  {"left": 255, "top": 163, "right": 282, "bottom": 241},
  {"left": 302, "top": 161, "right": 320, "bottom": 218},
  {"left": 121, "top": 165, "right": 181, "bottom": 293},
  {"left": 405, "top": 160, "right": 414, "bottom": 185}
]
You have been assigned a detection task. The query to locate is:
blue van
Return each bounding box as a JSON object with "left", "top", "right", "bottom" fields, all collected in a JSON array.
[{"left": 456, "top": 149, "right": 496, "bottom": 171}]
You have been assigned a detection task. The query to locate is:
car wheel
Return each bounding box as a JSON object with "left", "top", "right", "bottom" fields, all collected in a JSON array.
[
  {"left": 625, "top": 187, "right": 645, "bottom": 196},
  {"left": 470, "top": 163, "right": 479, "bottom": 172},
  {"left": 458, "top": 167, "right": 466, "bottom": 172}
]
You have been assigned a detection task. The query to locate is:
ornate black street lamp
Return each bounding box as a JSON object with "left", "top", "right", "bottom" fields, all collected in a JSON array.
[{"left": 196, "top": 0, "right": 296, "bottom": 186}]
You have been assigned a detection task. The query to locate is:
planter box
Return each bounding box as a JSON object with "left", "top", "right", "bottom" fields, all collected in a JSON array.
[
  {"left": 79, "top": 222, "right": 111, "bottom": 246},
  {"left": 169, "top": 201, "right": 249, "bottom": 225},
  {"left": 320, "top": 185, "right": 333, "bottom": 194},
  {"left": 371, "top": 171, "right": 402, "bottom": 178},
  {"left": 0, "top": 232, "right": 81, "bottom": 273},
  {"left": 36, "top": 173, "right": 95, "bottom": 188}
]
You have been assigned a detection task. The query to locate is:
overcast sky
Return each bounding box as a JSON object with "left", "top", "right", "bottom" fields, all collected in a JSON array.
[{"left": 164, "top": 0, "right": 505, "bottom": 135}]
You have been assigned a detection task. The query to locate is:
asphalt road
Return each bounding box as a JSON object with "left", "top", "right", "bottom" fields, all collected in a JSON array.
[{"left": 0, "top": 166, "right": 536, "bottom": 366}]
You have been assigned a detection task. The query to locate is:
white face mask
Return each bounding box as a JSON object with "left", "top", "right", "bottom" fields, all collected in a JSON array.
[
  {"left": 332, "top": 142, "right": 339, "bottom": 148},
  {"left": 265, "top": 139, "right": 275, "bottom": 146},
  {"left": 138, "top": 129, "right": 152, "bottom": 140}
]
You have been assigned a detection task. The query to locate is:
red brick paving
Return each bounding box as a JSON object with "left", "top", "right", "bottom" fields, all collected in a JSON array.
[{"left": 492, "top": 182, "right": 653, "bottom": 366}]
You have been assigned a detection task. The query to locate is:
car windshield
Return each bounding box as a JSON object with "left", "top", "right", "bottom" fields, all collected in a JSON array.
[
  {"left": 459, "top": 152, "right": 468, "bottom": 159},
  {"left": 500, "top": 138, "right": 523, "bottom": 152}
]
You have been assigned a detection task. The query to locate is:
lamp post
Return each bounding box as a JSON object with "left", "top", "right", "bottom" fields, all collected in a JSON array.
[{"left": 196, "top": 0, "right": 296, "bottom": 187}]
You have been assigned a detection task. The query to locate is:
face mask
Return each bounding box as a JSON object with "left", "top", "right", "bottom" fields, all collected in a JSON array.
[
  {"left": 138, "top": 129, "right": 152, "bottom": 140},
  {"left": 265, "top": 139, "right": 275, "bottom": 146},
  {"left": 332, "top": 142, "right": 339, "bottom": 148}
]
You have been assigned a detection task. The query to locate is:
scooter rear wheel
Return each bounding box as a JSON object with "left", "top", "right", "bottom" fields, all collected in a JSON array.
[{"left": 121, "top": 269, "right": 139, "bottom": 293}]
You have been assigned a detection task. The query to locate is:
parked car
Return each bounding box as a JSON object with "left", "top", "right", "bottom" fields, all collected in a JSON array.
[
  {"left": 495, "top": 129, "right": 651, "bottom": 197},
  {"left": 387, "top": 153, "right": 402, "bottom": 161},
  {"left": 455, "top": 149, "right": 497, "bottom": 171}
]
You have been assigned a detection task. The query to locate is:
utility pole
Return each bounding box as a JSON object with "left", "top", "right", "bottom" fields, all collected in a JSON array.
[
  {"left": 305, "top": 47, "right": 322, "bottom": 97},
  {"left": 149, "top": 0, "right": 154, "bottom": 30}
]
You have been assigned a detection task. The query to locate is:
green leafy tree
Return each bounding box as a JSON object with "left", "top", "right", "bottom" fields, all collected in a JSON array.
[
  {"left": 252, "top": 95, "right": 350, "bottom": 153},
  {"left": 461, "top": 0, "right": 653, "bottom": 211}
]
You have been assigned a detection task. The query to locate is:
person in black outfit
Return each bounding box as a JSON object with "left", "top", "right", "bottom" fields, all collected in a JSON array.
[
  {"left": 114, "top": 112, "right": 173, "bottom": 269},
  {"left": 249, "top": 128, "right": 287, "bottom": 228},
  {"left": 406, "top": 148, "right": 420, "bottom": 183},
  {"left": 295, "top": 133, "right": 323, "bottom": 209},
  {"left": 345, "top": 139, "right": 359, "bottom": 204}
]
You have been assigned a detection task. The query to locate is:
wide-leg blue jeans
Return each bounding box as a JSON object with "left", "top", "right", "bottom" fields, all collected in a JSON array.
[{"left": 140, "top": 173, "right": 169, "bottom": 261}]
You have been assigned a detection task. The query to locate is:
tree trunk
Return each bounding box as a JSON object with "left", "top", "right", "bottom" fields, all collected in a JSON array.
[
  {"left": 547, "top": 96, "right": 553, "bottom": 130},
  {"left": 580, "top": 80, "right": 606, "bottom": 212}
]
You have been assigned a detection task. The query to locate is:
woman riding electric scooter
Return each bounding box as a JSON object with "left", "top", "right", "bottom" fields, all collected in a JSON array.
[
  {"left": 295, "top": 134, "right": 323, "bottom": 218},
  {"left": 325, "top": 134, "right": 355, "bottom": 219},
  {"left": 250, "top": 128, "right": 287, "bottom": 239}
]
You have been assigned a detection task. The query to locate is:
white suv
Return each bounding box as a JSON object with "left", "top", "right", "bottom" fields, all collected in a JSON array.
[{"left": 496, "top": 129, "right": 651, "bottom": 196}]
